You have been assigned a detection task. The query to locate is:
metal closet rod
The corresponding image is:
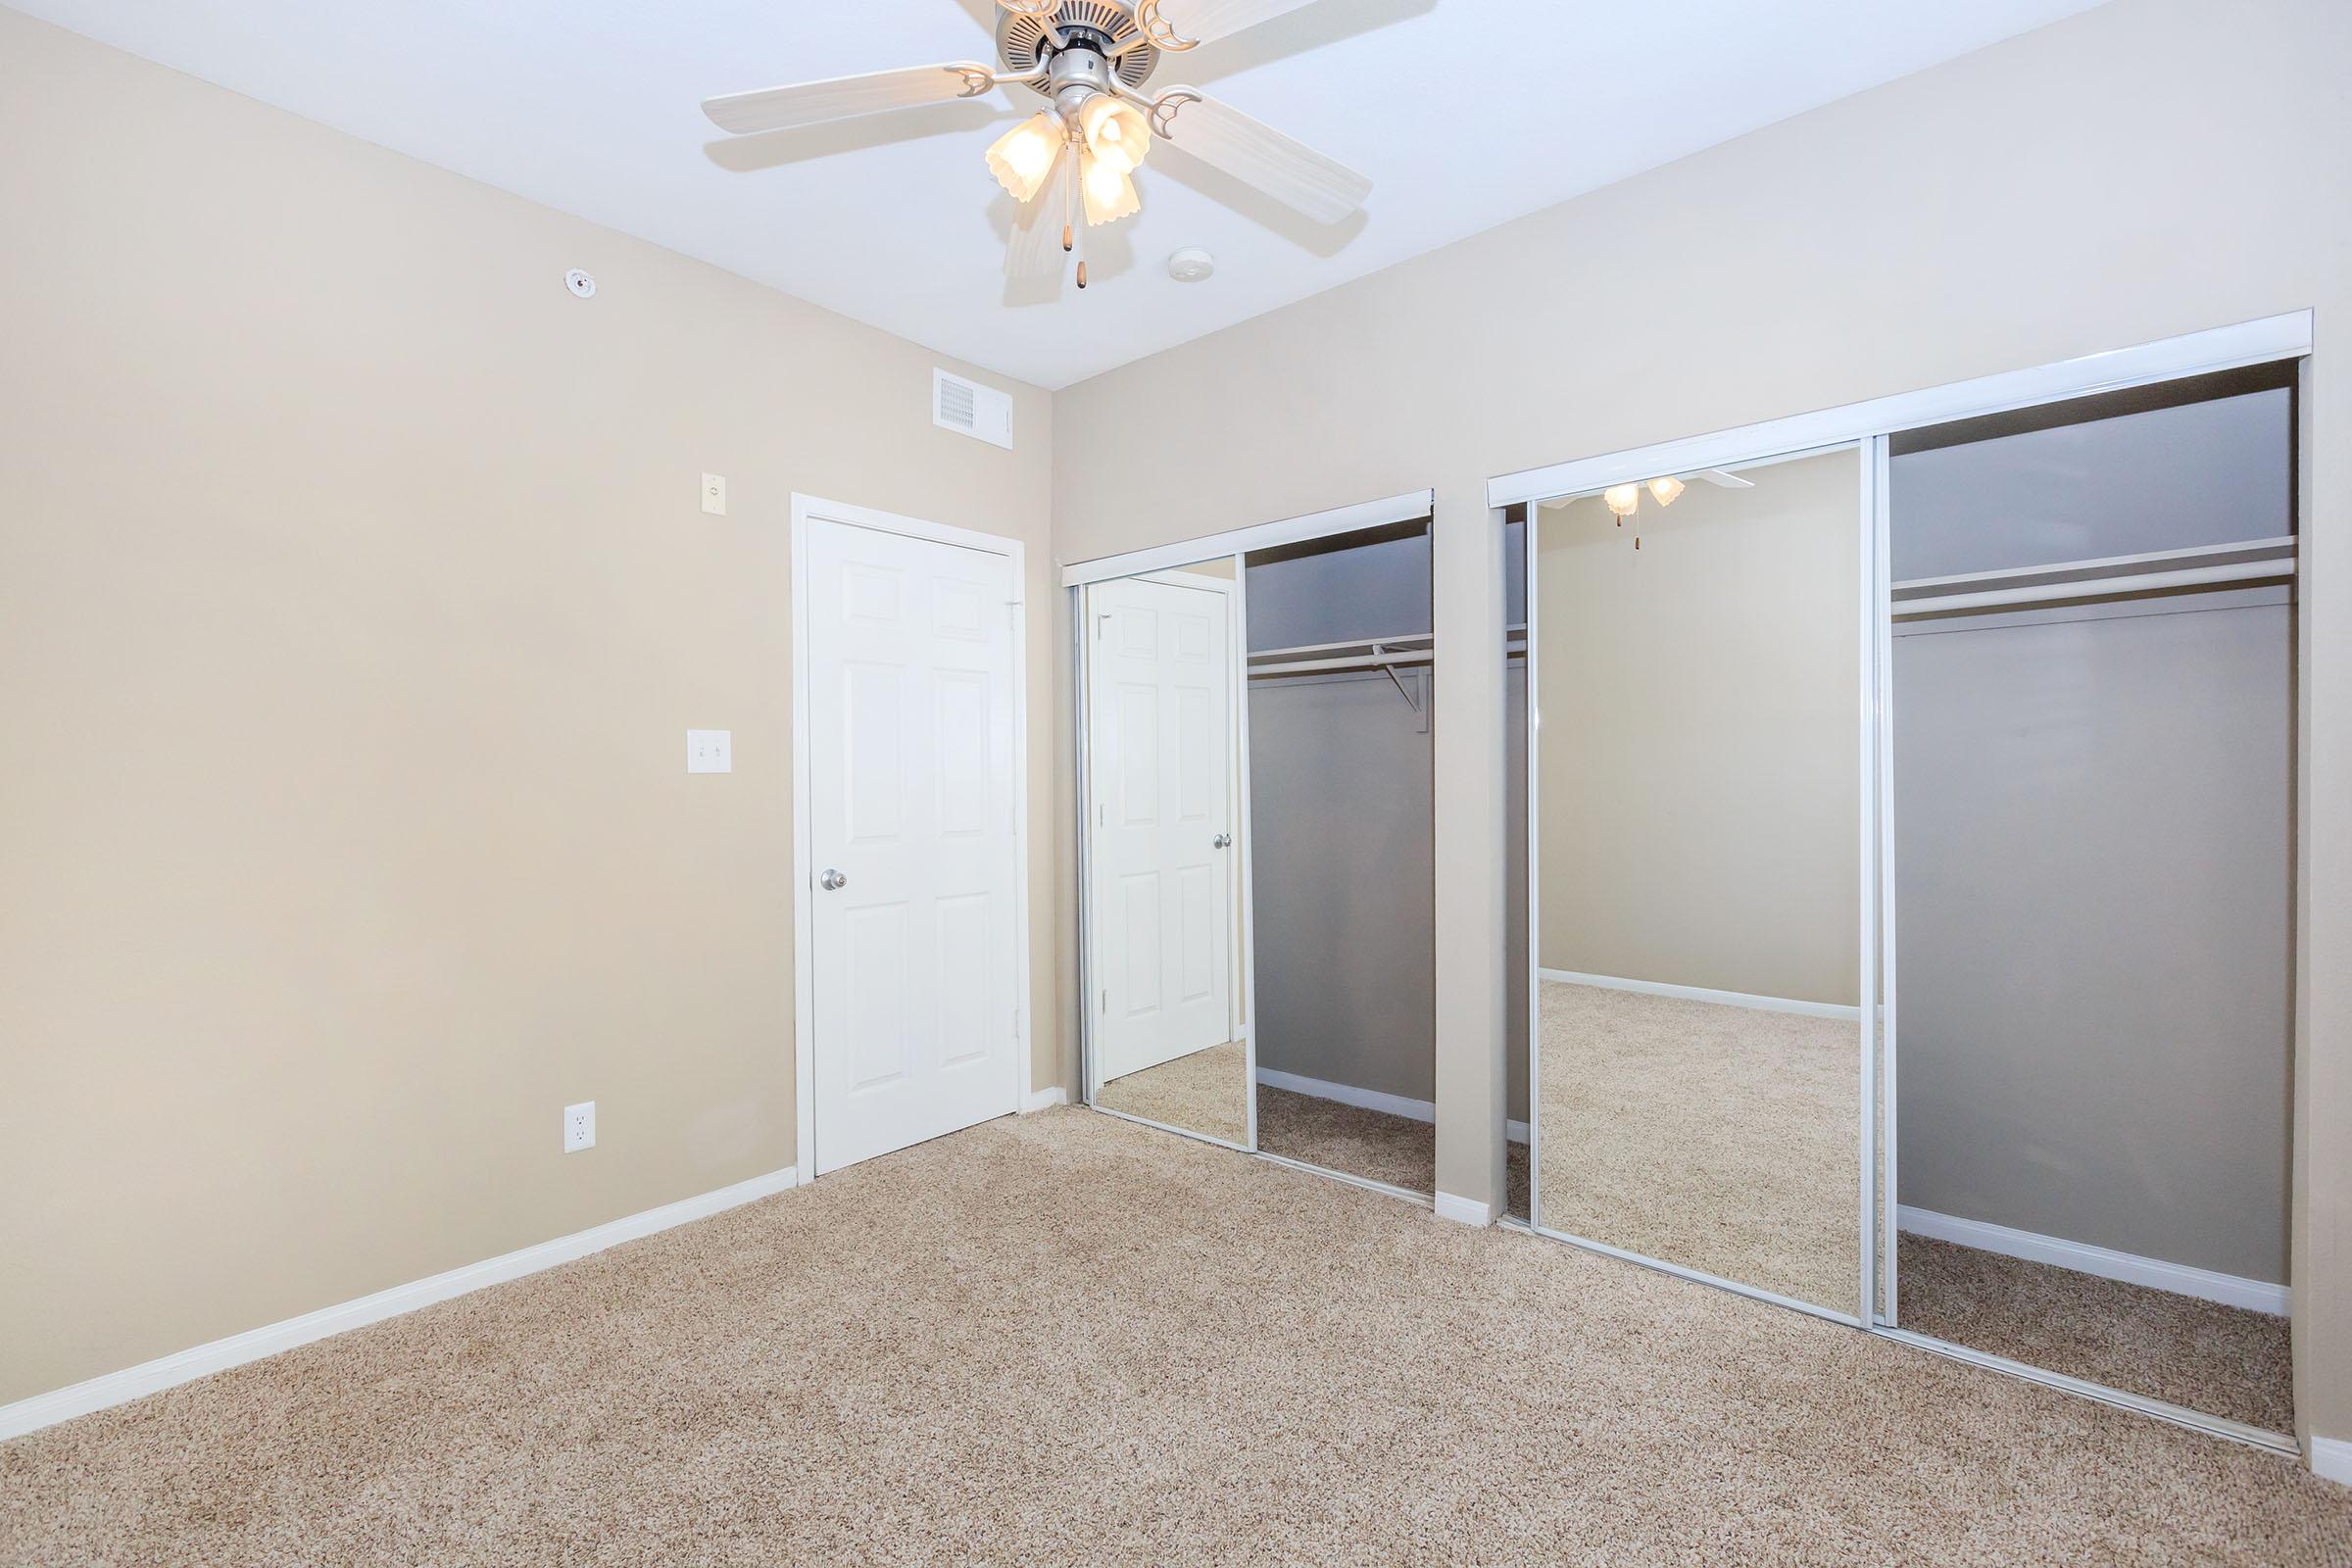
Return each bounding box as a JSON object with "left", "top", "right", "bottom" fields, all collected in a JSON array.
[
  {"left": 1890, "top": 536, "right": 2296, "bottom": 617},
  {"left": 1248, "top": 634, "right": 1433, "bottom": 712}
]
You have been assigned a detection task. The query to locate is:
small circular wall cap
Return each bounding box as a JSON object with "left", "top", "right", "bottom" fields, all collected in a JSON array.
[
  {"left": 1166, "top": 247, "right": 1215, "bottom": 283},
  {"left": 564, "top": 269, "right": 597, "bottom": 298}
]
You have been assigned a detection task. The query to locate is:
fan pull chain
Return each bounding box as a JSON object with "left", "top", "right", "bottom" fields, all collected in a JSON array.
[{"left": 1067, "top": 142, "right": 1087, "bottom": 289}]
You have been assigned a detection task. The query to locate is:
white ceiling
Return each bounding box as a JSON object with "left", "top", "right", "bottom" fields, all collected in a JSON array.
[{"left": 19, "top": 0, "right": 2103, "bottom": 388}]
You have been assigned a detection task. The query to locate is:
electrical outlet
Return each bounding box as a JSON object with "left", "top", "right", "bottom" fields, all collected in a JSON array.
[
  {"left": 686, "top": 729, "right": 731, "bottom": 773},
  {"left": 564, "top": 1101, "right": 595, "bottom": 1153}
]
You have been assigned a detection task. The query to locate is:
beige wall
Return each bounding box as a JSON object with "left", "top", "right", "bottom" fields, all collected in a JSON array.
[
  {"left": 1051, "top": 0, "right": 2352, "bottom": 1451},
  {"left": 0, "top": 10, "right": 1054, "bottom": 1405},
  {"left": 1536, "top": 453, "right": 1861, "bottom": 1006}
]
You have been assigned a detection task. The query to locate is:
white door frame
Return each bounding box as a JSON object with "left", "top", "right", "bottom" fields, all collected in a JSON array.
[{"left": 789, "top": 493, "right": 1032, "bottom": 1181}]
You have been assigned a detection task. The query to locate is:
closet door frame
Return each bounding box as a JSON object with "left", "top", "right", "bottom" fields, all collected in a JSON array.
[
  {"left": 1490, "top": 308, "right": 2314, "bottom": 1451},
  {"left": 1064, "top": 490, "right": 1433, "bottom": 1187},
  {"left": 1513, "top": 439, "right": 1879, "bottom": 1330}
]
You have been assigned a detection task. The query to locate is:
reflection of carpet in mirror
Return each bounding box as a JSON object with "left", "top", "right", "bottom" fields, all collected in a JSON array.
[
  {"left": 1896, "top": 1235, "right": 2293, "bottom": 1433},
  {"left": 1097, "top": 1041, "right": 1249, "bottom": 1146},
  {"left": 1098, "top": 1050, "right": 1533, "bottom": 1211},
  {"left": 1257, "top": 1090, "right": 1530, "bottom": 1213},
  {"left": 1538, "top": 982, "right": 1861, "bottom": 1312}
]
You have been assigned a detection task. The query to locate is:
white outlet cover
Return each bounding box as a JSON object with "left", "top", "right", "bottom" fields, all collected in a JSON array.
[
  {"left": 564, "top": 1101, "right": 595, "bottom": 1152},
  {"left": 686, "top": 729, "right": 731, "bottom": 773},
  {"left": 701, "top": 473, "right": 726, "bottom": 515}
]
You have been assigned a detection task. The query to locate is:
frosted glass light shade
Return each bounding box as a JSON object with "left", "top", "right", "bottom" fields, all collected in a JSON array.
[
  {"left": 1080, "top": 149, "right": 1142, "bottom": 225},
  {"left": 1603, "top": 483, "right": 1642, "bottom": 517},
  {"left": 1079, "top": 93, "right": 1151, "bottom": 173},
  {"left": 987, "top": 112, "right": 1063, "bottom": 203},
  {"left": 1647, "top": 475, "right": 1687, "bottom": 507}
]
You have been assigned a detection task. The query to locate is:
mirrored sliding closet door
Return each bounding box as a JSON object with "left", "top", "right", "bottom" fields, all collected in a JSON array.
[
  {"left": 1077, "top": 512, "right": 1441, "bottom": 1200},
  {"left": 1528, "top": 447, "right": 1868, "bottom": 1317},
  {"left": 1081, "top": 556, "right": 1251, "bottom": 1148}
]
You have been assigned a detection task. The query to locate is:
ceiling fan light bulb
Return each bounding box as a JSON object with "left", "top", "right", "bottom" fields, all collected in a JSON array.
[
  {"left": 987, "top": 113, "right": 1063, "bottom": 203},
  {"left": 1079, "top": 93, "right": 1151, "bottom": 173},
  {"left": 1647, "top": 475, "right": 1686, "bottom": 508},
  {"left": 1079, "top": 149, "right": 1142, "bottom": 226},
  {"left": 1603, "top": 483, "right": 1642, "bottom": 517}
]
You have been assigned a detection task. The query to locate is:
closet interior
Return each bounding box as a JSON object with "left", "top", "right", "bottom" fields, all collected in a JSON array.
[
  {"left": 1881, "top": 366, "right": 2299, "bottom": 1438},
  {"left": 1246, "top": 523, "right": 1437, "bottom": 1195},
  {"left": 1078, "top": 515, "right": 1441, "bottom": 1200}
]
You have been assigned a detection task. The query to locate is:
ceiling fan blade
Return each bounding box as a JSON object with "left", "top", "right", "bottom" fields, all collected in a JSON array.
[
  {"left": 1696, "top": 468, "right": 1757, "bottom": 489},
  {"left": 1150, "top": 88, "right": 1369, "bottom": 223},
  {"left": 1005, "top": 152, "right": 1076, "bottom": 280},
  {"left": 1140, "top": 0, "right": 1322, "bottom": 49},
  {"left": 702, "top": 62, "right": 997, "bottom": 135}
]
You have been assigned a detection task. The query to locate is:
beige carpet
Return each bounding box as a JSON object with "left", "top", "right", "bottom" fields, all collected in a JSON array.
[
  {"left": 1897, "top": 1233, "right": 2296, "bottom": 1433},
  {"left": 1096, "top": 1040, "right": 1248, "bottom": 1146},
  {"left": 6, "top": 1108, "right": 2348, "bottom": 1565},
  {"left": 1538, "top": 981, "right": 1861, "bottom": 1312}
]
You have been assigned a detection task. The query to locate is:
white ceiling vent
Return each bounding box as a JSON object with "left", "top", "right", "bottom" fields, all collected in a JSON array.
[{"left": 933, "top": 368, "right": 1013, "bottom": 451}]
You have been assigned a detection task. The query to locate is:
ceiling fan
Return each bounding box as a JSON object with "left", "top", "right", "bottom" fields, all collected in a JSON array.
[{"left": 701, "top": 0, "right": 1374, "bottom": 290}]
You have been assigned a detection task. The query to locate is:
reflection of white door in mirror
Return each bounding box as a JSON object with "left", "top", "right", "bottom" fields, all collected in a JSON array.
[{"left": 1088, "top": 573, "right": 1234, "bottom": 1086}]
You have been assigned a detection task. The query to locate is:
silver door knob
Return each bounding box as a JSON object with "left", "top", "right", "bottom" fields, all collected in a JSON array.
[
  {"left": 819, "top": 868, "right": 848, "bottom": 891},
  {"left": 1212, "top": 834, "right": 1233, "bottom": 849}
]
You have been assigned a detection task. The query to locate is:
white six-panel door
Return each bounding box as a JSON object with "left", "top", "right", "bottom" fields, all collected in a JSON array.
[
  {"left": 804, "top": 515, "right": 1020, "bottom": 1175},
  {"left": 1088, "top": 574, "right": 1234, "bottom": 1085}
]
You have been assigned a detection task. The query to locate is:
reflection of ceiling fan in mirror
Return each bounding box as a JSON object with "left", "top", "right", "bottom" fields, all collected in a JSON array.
[
  {"left": 1600, "top": 468, "right": 1754, "bottom": 550},
  {"left": 701, "top": 0, "right": 1373, "bottom": 290}
]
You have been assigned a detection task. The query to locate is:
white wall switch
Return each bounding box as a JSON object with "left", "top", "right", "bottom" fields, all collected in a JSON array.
[
  {"left": 686, "top": 729, "right": 731, "bottom": 773},
  {"left": 701, "top": 473, "right": 727, "bottom": 515},
  {"left": 564, "top": 1101, "right": 595, "bottom": 1152}
]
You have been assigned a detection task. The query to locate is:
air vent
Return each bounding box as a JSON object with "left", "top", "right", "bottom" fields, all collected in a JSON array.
[{"left": 934, "top": 368, "right": 1013, "bottom": 450}]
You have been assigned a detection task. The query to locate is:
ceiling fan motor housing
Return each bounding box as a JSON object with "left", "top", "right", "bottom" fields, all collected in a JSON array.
[
  {"left": 1046, "top": 47, "right": 1118, "bottom": 123},
  {"left": 997, "top": 1, "right": 1160, "bottom": 98}
]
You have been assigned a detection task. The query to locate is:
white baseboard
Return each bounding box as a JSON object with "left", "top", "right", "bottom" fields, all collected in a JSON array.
[
  {"left": 1540, "top": 968, "right": 1860, "bottom": 1021},
  {"left": 1257, "top": 1067, "right": 1432, "bottom": 1124},
  {"left": 1898, "top": 1204, "right": 2288, "bottom": 1316},
  {"left": 1022, "top": 1086, "right": 1067, "bottom": 1112},
  {"left": 0, "top": 1163, "right": 799, "bottom": 1443},
  {"left": 1255, "top": 1068, "right": 1532, "bottom": 1146},
  {"left": 2311, "top": 1436, "right": 2352, "bottom": 1487},
  {"left": 1434, "top": 1191, "right": 1493, "bottom": 1227}
]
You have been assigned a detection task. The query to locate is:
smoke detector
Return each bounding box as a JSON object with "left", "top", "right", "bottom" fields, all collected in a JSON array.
[{"left": 1167, "top": 248, "right": 1215, "bottom": 283}]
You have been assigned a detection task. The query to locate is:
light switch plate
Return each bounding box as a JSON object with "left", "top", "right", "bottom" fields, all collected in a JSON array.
[
  {"left": 686, "top": 729, "right": 731, "bottom": 773},
  {"left": 701, "top": 473, "right": 727, "bottom": 515},
  {"left": 564, "top": 1101, "right": 595, "bottom": 1152}
]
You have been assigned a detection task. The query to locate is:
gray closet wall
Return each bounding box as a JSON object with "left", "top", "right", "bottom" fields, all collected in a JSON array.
[
  {"left": 1246, "top": 530, "right": 1435, "bottom": 1103},
  {"left": 1892, "top": 388, "right": 2294, "bottom": 1282}
]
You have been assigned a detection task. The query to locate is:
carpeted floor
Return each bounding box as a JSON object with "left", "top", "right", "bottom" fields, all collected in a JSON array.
[
  {"left": 5, "top": 1106, "right": 2346, "bottom": 1566},
  {"left": 1538, "top": 981, "right": 1861, "bottom": 1312},
  {"left": 1096, "top": 1040, "right": 1249, "bottom": 1145},
  {"left": 1897, "top": 1233, "right": 2296, "bottom": 1434}
]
